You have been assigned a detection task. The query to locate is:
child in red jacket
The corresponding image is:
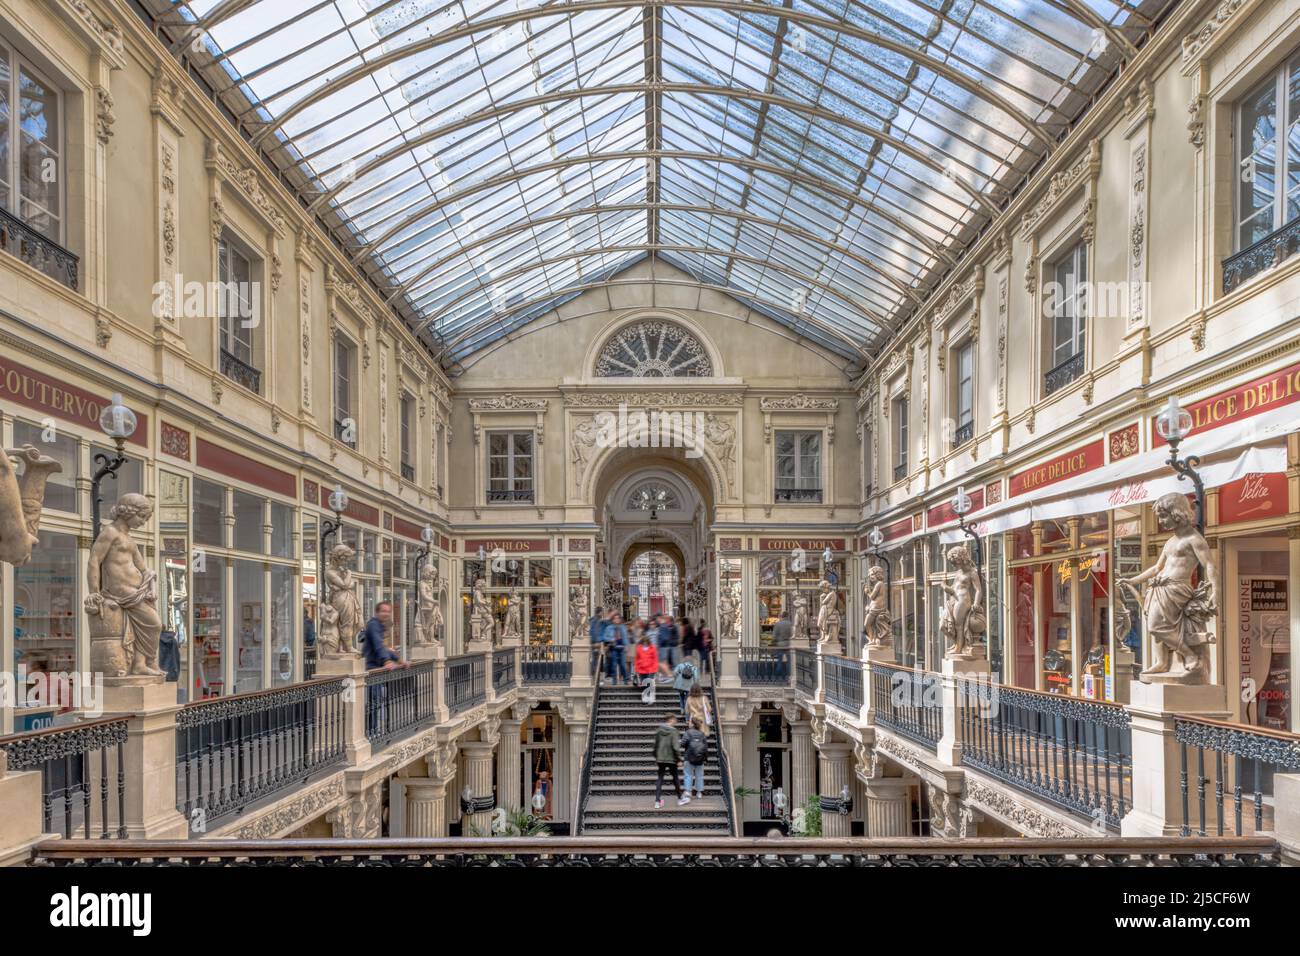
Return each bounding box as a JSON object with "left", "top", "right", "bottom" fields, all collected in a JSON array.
[{"left": 634, "top": 634, "right": 659, "bottom": 704}]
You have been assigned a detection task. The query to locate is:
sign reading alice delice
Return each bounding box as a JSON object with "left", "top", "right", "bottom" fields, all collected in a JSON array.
[
  {"left": 1009, "top": 438, "right": 1105, "bottom": 498},
  {"left": 0, "top": 354, "right": 148, "bottom": 446}
]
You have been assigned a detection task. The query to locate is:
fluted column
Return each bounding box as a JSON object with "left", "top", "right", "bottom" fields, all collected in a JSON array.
[
  {"left": 461, "top": 740, "right": 496, "bottom": 836},
  {"left": 404, "top": 776, "right": 449, "bottom": 837},
  {"left": 790, "top": 720, "right": 815, "bottom": 813},
  {"left": 863, "top": 777, "right": 911, "bottom": 837},
  {"left": 817, "top": 742, "right": 853, "bottom": 838},
  {"left": 497, "top": 715, "right": 524, "bottom": 812},
  {"left": 567, "top": 722, "right": 587, "bottom": 824}
]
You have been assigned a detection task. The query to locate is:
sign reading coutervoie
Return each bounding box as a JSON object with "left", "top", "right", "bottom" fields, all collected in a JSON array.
[
  {"left": 1153, "top": 359, "right": 1300, "bottom": 445},
  {"left": 758, "top": 538, "right": 846, "bottom": 552},
  {"left": 1009, "top": 439, "right": 1105, "bottom": 498},
  {"left": 464, "top": 538, "right": 549, "bottom": 553},
  {"left": 0, "top": 354, "right": 148, "bottom": 447}
]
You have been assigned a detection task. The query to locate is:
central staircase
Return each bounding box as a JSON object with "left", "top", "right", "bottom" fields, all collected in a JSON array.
[{"left": 577, "top": 681, "right": 735, "bottom": 837}]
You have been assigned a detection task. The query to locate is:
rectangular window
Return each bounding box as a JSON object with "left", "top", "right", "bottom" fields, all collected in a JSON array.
[
  {"left": 892, "top": 397, "right": 908, "bottom": 482},
  {"left": 1237, "top": 55, "right": 1300, "bottom": 250},
  {"left": 13, "top": 419, "right": 77, "bottom": 512},
  {"left": 487, "top": 431, "right": 533, "bottom": 502},
  {"left": 862, "top": 427, "right": 872, "bottom": 499},
  {"left": 1045, "top": 242, "right": 1087, "bottom": 395},
  {"left": 400, "top": 393, "right": 414, "bottom": 481},
  {"left": 334, "top": 337, "right": 356, "bottom": 447},
  {"left": 0, "top": 44, "right": 62, "bottom": 240},
  {"left": 217, "top": 235, "right": 260, "bottom": 392},
  {"left": 774, "top": 430, "right": 822, "bottom": 503},
  {"left": 954, "top": 341, "right": 974, "bottom": 446}
]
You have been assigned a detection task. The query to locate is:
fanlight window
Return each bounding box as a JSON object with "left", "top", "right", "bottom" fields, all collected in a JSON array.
[
  {"left": 627, "top": 482, "right": 680, "bottom": 512},
  {"left": 595, "top": 321, "right": 712, "bottom": 377}
]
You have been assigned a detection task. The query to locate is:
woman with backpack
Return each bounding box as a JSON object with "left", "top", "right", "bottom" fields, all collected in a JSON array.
[
  {"left": 635, "top": 632, "right": 660, "bottom": 704},
  {"left": 686, "top": 683, "right": 711, "bottom": 732},
  {"left": 680, "top": 717, "right": 709, "bottom": 800},
  {"left": 671, "top": 656, "right": 700, "bottom": 715}
]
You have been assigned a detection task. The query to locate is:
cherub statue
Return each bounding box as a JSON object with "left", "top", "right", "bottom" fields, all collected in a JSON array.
[
  {"left": 85, "top": 493, "right": 163, "bottom": 681},
  {"left": 414, "top": 563, "right": 444, "bottom": 646},
  {"left": 816, "top": 580, "right": 842, "bottom": 649},
  {"left": 0, "top": 444, "right": 62, "bottom": 566},
  {"left": 570, "top": 584, "right": 590, "bottom": 642},
  {"left": 940, "top": 545, "right": 986, "bottom": 659},
  {"left": 718, "top": 587, "right": 738, "bottom": 642},
  {"left": 1120, "top": 492, "right": 1217, "bottom": 684},
  {"left": 792, "top": 593, "right": 808, "bottom": 640},
  {"left": 471, "top": 576, "right": 495, "bottom": 643},
  {"left": 862, "top": 564, "right": 892, "bottom": 647},
  {"left": 319, "top": 544, "right": 361, "bottom": 657},
  {"left": 502, "top": 586, "right": 522, "bottom": 644}
]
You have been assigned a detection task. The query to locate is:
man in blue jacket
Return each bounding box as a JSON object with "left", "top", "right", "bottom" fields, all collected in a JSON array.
[{"left": 363, "top": 601, "right": 400, "bottom": 670}]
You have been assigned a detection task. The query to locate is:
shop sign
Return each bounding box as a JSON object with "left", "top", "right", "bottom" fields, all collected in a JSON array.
[
  {"left": 1009, "top": 438, "right": 1105, "bottom": 497},
  {"left": 758, "top": 537, "right": 846, "bottom": 552},
  {"left": 0, "top": 354, "right": 148, "bottom": 446},
  {"left": 927, "top": 487, "right": 985, "bottom": 528},
  {"left": 1218, "top": 472, "right": 1289, "bottom": 525},
  {"left": 197, "top": 438, "right": 296, "bottom": 498},
  {"left": 1153, "top": 359, "right": 1300, "bottom": 446},
  {"left": 463, "top": 538, "right": 548, "bottom": 553}
]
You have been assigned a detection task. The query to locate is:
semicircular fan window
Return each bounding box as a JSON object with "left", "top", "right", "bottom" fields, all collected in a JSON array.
[
  {"left": 594, "top": 321, "right": 712, "bottom": 377},
  {"left": 626, "top": 481, "right": 681, "bottom": 512}
]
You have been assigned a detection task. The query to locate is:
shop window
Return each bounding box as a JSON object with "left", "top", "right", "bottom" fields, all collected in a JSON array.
[
  {"left": 13, "top": 529, "right": 78, "bottom": 712},
  {"left": 757, "top": 554, "right": 842, "bottom": 644},
  {"left": 952, "top": 340, "right": 974, "bottom": 447},
  {"left": 487, "top": 431, "right": 533, "bottom": 503},
  {"left": 270, "top": 564, "right": 295, "bottom": 686},
  {"left": 987, "top": 535, "right": 1003, "bottom": 678},
  {"left": 774, "top": 430, "right": 822, "bottom": 503},
  {"left": 232, "top": 489, "right": 265, "bottom": 553},
  {"left": 269, "top": 501, "right": 294, "bottom": 559},
  {"left": 11, "top": 419, "right": 77, "bottom": 512},
  {"left": 334, "top": 336, "right": 357, "bottom": 447},
  {"left": 234, "top": 558, "right": 263, "bottom": 694},
  {"left": 193, "top": 554, "right": 227, "bottom": 698},
  {"left": 892, "top": 397, "right": 908, "bottom": 482},
  {"left": 399, "top": 392, "right": 415, "bottom": 482},
  {"left": 159, "top": 472, "right": 190, "bottom": 701},
  {"left": 1043, "top": 242, "right": 1087, "bottom": 396},
  {"left": 192, "top": 478, "right": 225, "bottom": 548},
  {"left": 0, "top": 42, "right": 63, "bottom": 243},
  {"left": 217, "top": 233, "right": 262, "bottom": 394}
]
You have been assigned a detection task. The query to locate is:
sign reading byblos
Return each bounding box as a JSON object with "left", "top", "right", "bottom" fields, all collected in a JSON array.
[{"left": 463, "top": 539, "right": 549, "bottom": 553}]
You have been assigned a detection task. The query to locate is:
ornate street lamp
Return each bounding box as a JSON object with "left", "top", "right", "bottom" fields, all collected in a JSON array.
[
  {"left": 92, "top": 393, "right": 137, "bottom": 532},
  {"left": 1156, "top": 395, "right": 1205, "bottom": 532},
  {"left": 951, "top": 485, "right": 982, "bottom": 572},
  {"left": 319, "top": 485, "right": 349, "bottom": 602},
  {"left": 414, "top": 524, "right": 435, "bottom": 579}
]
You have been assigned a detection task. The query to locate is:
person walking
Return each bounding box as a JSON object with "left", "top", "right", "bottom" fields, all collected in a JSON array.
[
  {"left": 589, "top": 607, "right": 610, "bottom": 683},
  {"left": 685, "top": 683, "right": 711, "bottom": 731},
  {"left": 653, "top": 713, "right": 689, "bottom": 808},
  {"left": 657, "top": 614, "right": 679, "bottom": 674},
  {"left": 606, "top": 614, "right": 629, "bottom": 685},
  {"left": 698, "top": 621, "right": 714, "bottom": 677},
  {"left": 681, "top": 617, "right": 700, "bottom": 669},
  {"left": 773, "top": 610, "right": 793, "bottom": 646},
  {"left": 671, "top": 655, "right": 700, "bottom": 715},
  {"left": 680, "top": 717, "right": 709, "bottom": 799},
  {"left": 635, "top": 632, "right": 660, "bottom": 704}
]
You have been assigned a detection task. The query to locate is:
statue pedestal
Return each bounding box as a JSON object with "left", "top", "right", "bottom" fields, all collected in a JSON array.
[
  {"left": 408, "top": 643, "right": 444, "bottom": 663},
  {"left": 101, "top": 681, "right": 188, "bottom": 839},
  {"left": 1121, "top": 682, "right": 1229, "bottom": 837},
  {"left": 406, "top": 644, "right": 449, "bottom": 721},
  {"left": 315, "top": 655, "right": 372, "bottom": 765},
  {"left": 937, "top": 656, "right": 990, "bottom": 766},
  {"left": 466, "top": 639, "right": 492, "bottom": 654},
  {"left": 0, "top": 763, "right": 45, "bottom": 866},
  {"left": 860, "top": 643, "right": 895, "bottom": 724}
]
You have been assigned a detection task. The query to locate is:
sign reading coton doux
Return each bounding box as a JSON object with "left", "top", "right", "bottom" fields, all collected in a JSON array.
[
  {"left": 0, "top": 354, "right": 148, "bottom": 446},
  {"left": 1009, "top": 439, "right": 1105, "bottom": 498},
  {"left": 758, "top": 538, "right": 846, "bottom": 551},
  {"left": 1152, "top": 359, "right": 1300, "bottom": 445}
]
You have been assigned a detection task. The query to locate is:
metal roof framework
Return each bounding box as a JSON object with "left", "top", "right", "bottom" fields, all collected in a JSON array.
[{"left": 148, "top": 0, "right": 1167, "bottom": 372}]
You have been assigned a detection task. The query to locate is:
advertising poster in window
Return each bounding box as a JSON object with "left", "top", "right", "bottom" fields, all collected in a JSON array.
[{"left": 1238, "top": 577, "right": 1289, "bottom": 730}]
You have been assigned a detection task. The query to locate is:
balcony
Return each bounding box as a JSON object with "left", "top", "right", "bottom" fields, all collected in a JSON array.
[
  {"left": 1223, "top": 217, "right": 1300, "bottom": 294},
  {"left": 774, "top": 486, "right": 822, "bottom": 503},
  {"left": 521, "top": 644, "right": 573, "bottom": 684},
  {"left": 220, "top": 348, "right": 261, "bottom": 394},
  {"left": 823, "top": 655, "right": 863, "bottom": 713},
  {"left": 1043, "top": 351, "right": 1084, "bottom": 396},
  {"left": 953, "top": 420, "right": 974, "bottom": 448},
  {"left": 446, "top": 654, "right": 487, "bottom": 714},
  {"left": 334, "top": 415, "right": 356, "bottom": 448},
  {"left": 794, "top": 648, "right": 818, "bottom": 696},
  {"left": 738, "top": 646, "right": 791, "bottom": 685},
  {"left": 0, "top": 206, "right": 78, "bottom": 290},
  {"left": 893, "top": 462, "right": 907, "bottom": 483},
  {"left": 401, "top": 462, "right": 415, "bottom": 482},
  {"left": 486, "top": 487, "right": 534, "bottom": 504}
]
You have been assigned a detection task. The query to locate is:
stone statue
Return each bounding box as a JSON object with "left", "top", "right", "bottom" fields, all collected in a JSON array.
[
  {"left": 0, "top": 444, "right": 62, "bottom": 566},
  {"left": 702, "top": 413, "right": 736, "bottom": 490},
  {"left": 502, "top": 586, "right": 522, "bottom": 644},
  {"left": 84, "top": 493, "right": 163, "bottom": 682},
  {"left": 816, "top": 580, "right": 842, "bottom": 649},
  {"left": 318, "top": 544, "right": 361, "bottom": 657},
  {"left": 570, "top": 418, "right": 599, "bottom": 491},
  {"left": 414, "top": 563, "right": 444, "bottom": 646},
  {"left": 570, "top": 584, "right": 590, "bottom": 642},
  {"left": 792, "top": 593, "right": 808, "bottom": 640},
  {"left": 470, "top": 576, "right": 495, "bottom": 644},
  {"left": 863, "top": 564, "right": 892, "bottom": 647},
  {"left": 940, "top": 544, "right": 986, "bottom": 660},
  {"left": 1120, "top": 492, "right": 1217, "bottom": 684},
  {"left": 718, "top": 587, "right": 738, "bottom": 642}
]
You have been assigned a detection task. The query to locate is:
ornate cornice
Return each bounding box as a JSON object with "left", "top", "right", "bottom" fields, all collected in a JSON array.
[
  {"left": 963, "top": 778, "right": 1090, "bottom": 839},
  {"left": 468, "top": 395, "right": 549, "bottom": 412},
  {"left": 760, "top": 394, "right": 839, "bottom": 412},
  {"left": 1018, "top": 140, "right": 1102, "bottom": 240},
  {"left": 58, "top": 1, "right": 126, "bottom": 68},
  {"left": 222, "top": 776, "right": 346, "bottom": 840},
  {"left": 207, "top": 141, "right": 288, "bottom": 237},
  {"left": 1181, "top": 0, "right": 1262, "bottom": 74},
  {"left": 565, "top": 390, "right": 743, "bottom": 407}
]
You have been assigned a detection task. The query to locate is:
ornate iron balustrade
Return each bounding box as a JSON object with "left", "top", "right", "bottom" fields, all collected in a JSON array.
[
  {"left": 774, "top": 487, "right": 823, "bottom": 503},
  {"left": 872, "top": 664, "right": 941, "bottom": 751},
  {"left": 0, "top": 206, "right": 78, "bottom": 289},
  {"left": 219, "top": 347, "right": 262, "bottom": 394},
  {"left": 302, "top": 649, "right": 317, "bottom": 681},
  {"left": 707, "top": 652, "right": 739, "bottom": 836},
  {"left": 573, "top": 647, "right": 606, "bottom": 835},
  {"left": 958, "top": 680, "right": 1132, "bottom": 831},
  {"left": 333, "top": 415, "right": 356, "bottom": 447},
  {"left": 365, "top": 661, "right": 437, "bottom": 748},
  {"left": 1222, "top": 217, "right": 1300, "bottom": 293},
  {"left": 446, "top": 654, "right": 486, "bottom": 714},
  {"left": 1043, "top": 351, "right": 1084, "bottom": 396},
  {"left": 492, "top": 648, "right": 517, "bottom": 693},
  {"left": 823, "top": 655, "right": 863, "bottom": 713},
  {"left": 400, "top": 462, "right": 415, "bottom": 482},
  {"left": 486, "top": 488, "right": 535, "bottom": 503},
  {"left": 30, "top": 836, "right": 1282, "bottom": 867},
  {"left": 0, "top": 717, "right": 128, "bottom": 839},
  {"left": 893, "top": 463, "right": 907, "bottom": 483},
  {"left": 1174, "top": 716, "right": 1300, "bottom": 838},
  {"left": 794, "top": 649, "right": 818, "bottom": 697},
  {"left": 175, "top": 677, "right": 348, "bottom": 832},
  {"left": 521, "top": 644, "right": 573, "bottom": 684},
  {"left": 739, "top": 646, "right": 792, "bottom": 686},
  {"left": 953, "top": 420, "right": 974, "bottom": 448}
]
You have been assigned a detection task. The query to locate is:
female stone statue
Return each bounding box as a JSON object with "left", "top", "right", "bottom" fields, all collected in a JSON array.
[
  {"left": 862, "top": 564, "right": 892, "bottom": 647},
  {"left": 940, "top": 545, "right": 985, "bottom": 659},
  {"left": 816, "top": 580, "right": 842, "bottom": 648},
  {"left": 414, "top": 563, "right": 444, "bottom": 646},
  {"left": 320, "top": 544, "right": 361, "bottom": 656}
]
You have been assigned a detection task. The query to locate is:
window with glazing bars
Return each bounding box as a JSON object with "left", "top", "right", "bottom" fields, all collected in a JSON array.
[
  {"left": 218, "top": 235, "right": 256, "bottom": 370},
  {"left": 1048, "top": 243, "right": 1087, "bottom": 373},
  {"left": 1237, "top": 56, "right": 1300, "bottom": 250},
  {"left": 400, "top": 394, "right": 414, "bottom": 481},
  {"left": 488, "top": 432, "right": 533, "bottom": 502},
  {"left": 775, "top": 431, "right": 821, "bottom": 502},
  {"left": 0, "top": 42, "right": 61, "bottom": 240},
  {"left": 334, "top": 337, "right": 355, "bottom": 447},
  {"left": 893, "top": 398, "right": 908, "bottom": 480},
  {"left": 955, "top": 341, "right": 974, "bottom": 443}
]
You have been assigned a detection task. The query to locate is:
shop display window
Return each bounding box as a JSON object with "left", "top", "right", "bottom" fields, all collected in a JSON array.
[
  {"left": 233, "top": 559, "right": 263, "bottom": 694},
  {"left": 270, "top": 564, "right": 295, "bottom": 685},
  {"left": 270, "top": 501, "right": 294, "bottom": 558},
  {"left": 13, "top": 420, "right": 78, "bottom": 513},
  {"left": 192, "top": 478, "right": 224, "bottom": 548},
  {"left": 193, "top": 555, "right": 227, "bottom": 698},
  {"left": 233, "top": 490, "right": 266, "bottom": 553},
  {"left": 13, "top": 530, "right": 78, "bottom": 711}
]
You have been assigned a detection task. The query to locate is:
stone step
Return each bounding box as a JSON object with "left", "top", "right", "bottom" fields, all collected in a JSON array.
[{"left": 581, "top": 819, "right": 731, "bottom": 832}]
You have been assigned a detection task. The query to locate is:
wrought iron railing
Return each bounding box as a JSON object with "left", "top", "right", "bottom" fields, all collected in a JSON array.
[
  {"left": 893, "top": 462, "right": 907, "bottom": 483},
  {"left": 334, "top": 415, "right": 356, "bottom": 447},
  {"left": 1174, "top": 716, "right": 1300, "bottom": 837},
  {"left": 872, "top": 664, "right": 941, "bottom": 751},
  {"left": 958, "top": 680, "right": 1132, "bottom": 831},
  {"left": 573, "top": 646, "right": 606, "bottom": 836},
  {"left": 486, "top": 488, "right": 534, "bottom": 503},
  {"left": 302, "top": 649, "right": 317, "bottom": 681},
  {"left": 446, "top": 653, "right": 486, "bottom": 714},
  {"left": 364, "top": 660, "right": 437, "bottom": 748},
  {"left": 0, "top": 717, "right": 128, "bottom": 839},
  {"left": 400, "top": 462, "right": 415, "bottom": 482},
  {"left": 739, "top": 646, "right": 792, "bottom": 685},
  {"left": 774, "top": 487, "right": 823, "bottom": 503},
  {"left": 794, "top": 649, "right": 818, "bottom": 697},
  {"left": 521, "top": 644, "right": 573, "bottom": 684},
  {"left": 175, "top": 677, "right": 349, "bottom": 831},
  {"left": 1222, "top": 216, "right": 1300, "bottom": 293},
  {"left": 492, "top": 648, "right": 517, "bottom": 694},
  {"left": 1044, "top": 351, "right": 1084, "bottom": 396},
  {"left": 953, "top": 420, "right": 974, "bottom": 448},
  {"left": 823, "top": 655, "right": 864, "bottom": 713},
  {"left": 0, "top": 206, "right": 78, "bottom": 289},
  {"left": 707, "top": 651, "right": 739, "bottom": 837},
  {"left": 30, "top": 836, "right": 1283, "bottom": 867},
  {"left": 219, "top": 347, "right": 262, "bottom": 394}
]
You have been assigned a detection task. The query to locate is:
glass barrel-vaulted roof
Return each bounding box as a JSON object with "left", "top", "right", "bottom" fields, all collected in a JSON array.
[{"left": 146, "top": 0, "right": 1169, "bottom": 371}]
